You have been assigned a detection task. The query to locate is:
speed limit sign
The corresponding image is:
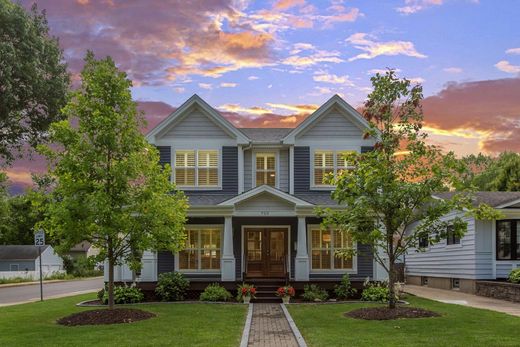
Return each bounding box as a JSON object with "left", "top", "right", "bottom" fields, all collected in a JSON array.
[{"left": 34, "top": 230, "right": 45, "bottom": 246}]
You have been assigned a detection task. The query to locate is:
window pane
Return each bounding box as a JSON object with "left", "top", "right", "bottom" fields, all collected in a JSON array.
[
  {"left": 256, "top": 155, "right": 265, "bottom": 170},
  {"left": 311, "top": 229, "right": 321, "bottom": 248},
  {"left": 334, "top": 254, "right": 353, "bottom": 269},
  {"left": 497, "top": 221, "right": 512, "bottom": 259},
  {"left": 179, "top": 249, "right": 198, "bottom": 270},
  {"left": 266, "top": 171, "right": 276, "bottom": 186},
  {"left": 314, "top": 151, "right": 333, "bottom": 168},
  {"left": 198, "top": 168, "right": 218, "bottom": 186},
  {"left": 175, "top": 168, "right": 195, "bottom": 186},
  {"left": 321, "top": 229, "right": 331, "bottom": 249},
  {"left": 266, "top": 156, "right": 275, "bottom": 170},
  {"left": 198, "top": 150, "right": 218, "bottom": 167},
  {"left": 175, "top": 151, "right": 195, "bottom": 167}
]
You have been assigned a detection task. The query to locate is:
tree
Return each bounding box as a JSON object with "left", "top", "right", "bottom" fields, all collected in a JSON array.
[
  {"left": 0, "top": 0, "right": 69, "bottom": 164},
  {"left": 36, "top": 52, "right": 188, "bottom": 309},
  {"left": 319, "top": 70, "right": 500, "bottom": 309},
  {"left": 459, "top": 152, "right": 520, "bottom": 191}
]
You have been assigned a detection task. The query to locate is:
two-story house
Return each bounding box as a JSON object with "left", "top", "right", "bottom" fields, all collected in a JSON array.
[{"left": 108, "top": 94, "right": 387, "bottom": 292}]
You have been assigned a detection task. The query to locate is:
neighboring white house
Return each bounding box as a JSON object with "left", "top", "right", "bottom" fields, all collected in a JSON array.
[
  {"left": 406, "top": 192, "right": 520, "bottom": 293},
  {"left": 0, "top": 245, "right": 64, "bottom": 280}
]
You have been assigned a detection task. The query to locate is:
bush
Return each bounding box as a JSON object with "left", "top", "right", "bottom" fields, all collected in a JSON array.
[
  {"left": 301, "top": 284, "right": 329, "bottom": 302},
  {"left": 361, "top": 281, "right": 390, "bottom": 302},
  {"left": 62, "top": 255, "right": 103, "bottom": 278},
  {"left": 334, "top": 273, "right": 357, "bottom": 299},
  {"left": 509, "top": 268, "right": 520, "bottom": 284},
  {"left": 200, "top": 283, "right": 232, "bottom": 302},
  {"left": 102, "top": 284, "right": 144, "bottom": 304},
  {"left": 155, "top": 272, "right": 190, "bottom": 301}
]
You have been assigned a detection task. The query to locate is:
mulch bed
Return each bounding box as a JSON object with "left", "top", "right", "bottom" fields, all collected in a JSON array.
[
  {"left": 345, "top": 306, "right": 440, "bottom": 320},
  {"left": 57, "top": 308, "right": 156, "bottom": 326}
]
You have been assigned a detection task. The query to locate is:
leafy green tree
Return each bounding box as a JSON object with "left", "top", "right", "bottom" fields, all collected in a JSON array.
[
  {"left": 36, "top": 52, "right": 188, "bottom": 309},
  {"left": 0, "top": 0, "right": 69, "bottom": 164},
  {"left": 320, "top": 70, "right": 500, "bottom": 309},
  {"left": 459, "top": 152, "right": 520, "bottom": 191},
  {"left": 0, "top": 173, "right": 10, "bottom": 242}
]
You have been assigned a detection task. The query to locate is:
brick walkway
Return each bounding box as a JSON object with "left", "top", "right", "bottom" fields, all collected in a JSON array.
[{"left": 248, "top": 304, "right": 298, "bottom": 347}]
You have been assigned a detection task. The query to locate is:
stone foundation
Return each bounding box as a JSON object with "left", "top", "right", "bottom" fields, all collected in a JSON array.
[{"left": 476, "top": 281, "right": 520, "bottom": 303}]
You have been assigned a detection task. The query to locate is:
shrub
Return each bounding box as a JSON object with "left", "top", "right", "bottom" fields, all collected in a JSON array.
[
  {"left": 200, "top": 283, "right": 232, "bottom": 302},
  {"left": 301, "top": 284, "right": 329, "bottom": 302},
  {"left": 155, "top": 272, "right": 190, "bottom": 301},
  {"left": 334, "top": 273, "right": 357, "bottom": 299},
  {"left": 509, "top": 268, "right": 520, "bottom": 284},
  {"left": 361, "top": 281, "right": 390, "bottom": 302},
  {"left": 102, "top": 284, "right": 144, "bottom": 304},
  {"left": 97, "top": 287, "right": 105, "bottom": 301}
]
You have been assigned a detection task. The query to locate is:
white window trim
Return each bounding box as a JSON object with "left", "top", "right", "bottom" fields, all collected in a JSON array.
[
  {"left": 172, "top": 149, "right": 222, "bottom": 190},
  {"left": 310, "top": 149, "right": 357, "bottom": 190},
  {"left": 175, "top": 225, "right": 223, "bottom": 274},
  {"left": 307, "top": 224, "right": 358, "bottom": 274},
  {"left": 252, "top": 149, "right": 280, "bottom": 189}
]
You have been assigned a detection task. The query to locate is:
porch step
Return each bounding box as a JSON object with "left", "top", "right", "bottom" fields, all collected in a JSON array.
[{"left": 247, "top": 279, "right": 286, "bottom": 303}]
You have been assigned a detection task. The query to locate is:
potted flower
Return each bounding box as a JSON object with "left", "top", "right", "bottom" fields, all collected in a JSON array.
[
  {"left": 277, "top": 285, "right": 295, "bottom": 304},
  {"left": 237, "top": 283, "right": 256, "bottom": 304}
]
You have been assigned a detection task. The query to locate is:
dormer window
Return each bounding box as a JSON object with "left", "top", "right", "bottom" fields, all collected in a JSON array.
[
  {"left": 313, "top": 150, "right": 355, "bottom": 187},
  {"left": 174, "top": 150, "right": 219, "bottom": 188},
  {"left": 255, "top": 153, "right": 276, "bottom": 187}
]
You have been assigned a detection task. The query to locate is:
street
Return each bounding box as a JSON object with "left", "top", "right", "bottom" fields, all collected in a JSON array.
[{"left": 0, "top": 277, "right": 103, "bottom": 306}]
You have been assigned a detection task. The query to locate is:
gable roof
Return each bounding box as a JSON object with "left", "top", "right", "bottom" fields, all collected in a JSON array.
[
  {"left": 282, "top": 94, "right": 372, "bottom": 144},
  {"left": 218, "top": 185, "right": 313, "bottom": 206},
  {"left": 239, "top": 128, "right": 292, "bottom": 143},
  {"left": 433, "top": 191, "right": 520, "bottom": 208},
  {"left": 146, "top": 94, "right": 249, "bottom": 144},
  {"left": 0, "top": 245, "right": 49, "bottom": 260}
]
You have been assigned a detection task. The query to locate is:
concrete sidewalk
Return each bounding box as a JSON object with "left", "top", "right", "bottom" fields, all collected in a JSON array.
[{"left": 405, "top": 284, "right": 520, "bottom": 317}]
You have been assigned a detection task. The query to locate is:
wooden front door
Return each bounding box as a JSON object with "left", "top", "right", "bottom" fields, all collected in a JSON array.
[{"left": 245, "top": 227, "right": 287, "bottom": 278}]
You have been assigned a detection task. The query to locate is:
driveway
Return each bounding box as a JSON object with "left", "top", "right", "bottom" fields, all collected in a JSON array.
[
  {"left": 0, "top": 277, "right": 103, "bottom": 306},
  {"left": 405, "top": 284, "right": 520, "bottom": 317}
]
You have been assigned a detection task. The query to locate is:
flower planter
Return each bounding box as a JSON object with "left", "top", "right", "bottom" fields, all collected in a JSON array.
[
  {"left": 282, "top": 296, "right": 290, "bottom": 304},
  {"left": 243, "top": 296, "right": 251, "bottom": 304}
]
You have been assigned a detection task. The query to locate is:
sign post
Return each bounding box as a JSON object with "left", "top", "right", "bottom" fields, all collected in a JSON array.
[{"left": 34, "top": 230, "right": 45, "bottom": 301}]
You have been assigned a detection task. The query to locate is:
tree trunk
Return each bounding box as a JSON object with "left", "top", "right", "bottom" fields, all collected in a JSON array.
[
  {"left": 108, "top": 243, "right": 115, "bottom": 310},
  {"left": 388, "top": 260, "right": 396, "bottom": 309}
]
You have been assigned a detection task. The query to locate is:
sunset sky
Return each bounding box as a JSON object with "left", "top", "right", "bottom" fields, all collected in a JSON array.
[{"left": 8, "top": 0, "right": 520, "bottom": 192}]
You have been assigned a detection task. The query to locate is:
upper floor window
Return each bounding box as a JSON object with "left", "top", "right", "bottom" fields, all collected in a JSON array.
[
  {"left": 497, "top": 220, "right": 519, "bottom": 260},
  {"left": 309, "top": 226, "right": 354, "bottom": 271},
  {"left": 174, "top": 150, "right": 219, "bottom": 188},
  {"left": 255, "top": 153, "right": 276, "bottom": 187},
  {"left": 313, "top": 150, "right": 355, "bottom": 187},
  {"left": 446, "top": 225, "right": 460, "bottom": 245}
]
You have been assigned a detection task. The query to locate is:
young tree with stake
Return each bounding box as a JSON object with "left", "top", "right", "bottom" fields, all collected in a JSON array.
[
  {"left": 320, "top": 70, "right": 500, "bottom": 309},
  {"left": 36, "top": 52, "right": 188, "bottom": 309}
]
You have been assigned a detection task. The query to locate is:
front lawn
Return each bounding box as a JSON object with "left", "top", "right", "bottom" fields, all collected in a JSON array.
[
  {"left": 288, "top": 296, "right": 520, "bottom": 347},
  {"left": 0, "top": 294, "right": 247, "bottom": 347}
]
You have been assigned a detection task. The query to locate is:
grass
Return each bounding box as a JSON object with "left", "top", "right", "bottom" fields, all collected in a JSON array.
[
  {"left": 287, "top": 295, "right": 520, "bottom": 347},
  {"left": 0, "top": 272, "right": 103, "bottom": 285},
  {"left": 0, "top": 293, "right": 247, "bottom": 347}
]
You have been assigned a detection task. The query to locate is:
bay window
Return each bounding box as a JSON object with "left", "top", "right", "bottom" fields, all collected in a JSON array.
[
  {"left": 179, "top": 227, "right": 221, "bottom": 271},
  {"left": 309, "top": 226, "right": 354, "bottom": 271}
]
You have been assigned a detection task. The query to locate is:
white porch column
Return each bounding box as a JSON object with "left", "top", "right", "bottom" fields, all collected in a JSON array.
[
  {"left": 221, "top": 217, "right": 236, "bottom": 281},
  {"left": 295, "top": 216, "right": 310, "bottom": 281}
]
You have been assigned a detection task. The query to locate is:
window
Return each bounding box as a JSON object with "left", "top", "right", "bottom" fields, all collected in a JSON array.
[
  {"left": 255, "top": 153, "right": 276, "bottom": 187},
  {"left": 497, "top": 220, "right": 519, "bottom": 260},
  {"left": 421, "top": 276, "right": 428, "bottom": 286},
  {"left": 9, "top": 264, "right": 19, "bottom": 271},
  {"left": 174, "top": 150, "right": 219, "bottom": 188},
  {"left": 179, "top": 228, "right": 221, "bottom": 271},
  {"left": 313, "top": 150, "right": 355, "bottom": 186},
  {"left": 446, "top": 225, "right": 460, "bottom": 245},
  {"left": 310, "top": 227, "right": 354, "bottom": 271},
  {"left": 452, "top": 278, "right": 460, "bottom": 289},
  {"left": 418, "top": 235, "right": 429, "bottom": 249}
]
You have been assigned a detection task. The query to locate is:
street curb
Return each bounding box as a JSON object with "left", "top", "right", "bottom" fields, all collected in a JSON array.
[
  {"left": 0, "top": 276, "right": 103, "bottom": 289},
  {"left": 239, "top": 303, "right": 253, "bottom": 347},
  {"left": 280, "top": 303, "right": 308, "bottom": 347}
]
